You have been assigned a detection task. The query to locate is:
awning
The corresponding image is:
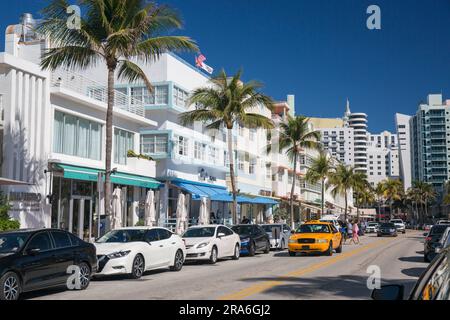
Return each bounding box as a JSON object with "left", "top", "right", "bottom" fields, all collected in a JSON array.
[
  {"left": 54, "top": 164, "right": 162, "bottom": 189},
  {"left": 0, "top": 177, "right": 33, "bottom": 186}
]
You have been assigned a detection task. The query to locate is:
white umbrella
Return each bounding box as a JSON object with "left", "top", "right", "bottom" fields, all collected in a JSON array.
[
  {"left": 198, "top": 197, "right": 209, "bottom": 225},
  {"left": 144, "top": 190, "right": 157, "bottom": 227},
  {"left": 111, "top": 188, "right": 123, "bottom": 230},
  {"left": 175, "top": 193, "right": 187, "bottom": 235}
]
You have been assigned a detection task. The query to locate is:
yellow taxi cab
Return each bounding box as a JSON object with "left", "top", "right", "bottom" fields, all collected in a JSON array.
[{"left": 288, "top": 220, "right": 343, "bottom": 256}]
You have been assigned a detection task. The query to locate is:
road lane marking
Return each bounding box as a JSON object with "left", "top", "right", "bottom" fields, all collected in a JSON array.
[{"left": 218, "top": 237, "right": 396, "bottom": 300}]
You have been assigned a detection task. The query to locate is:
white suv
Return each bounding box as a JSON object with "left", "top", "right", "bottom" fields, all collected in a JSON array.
[{"left": 389, "top": 219, "right": 406, "bottom": 234}]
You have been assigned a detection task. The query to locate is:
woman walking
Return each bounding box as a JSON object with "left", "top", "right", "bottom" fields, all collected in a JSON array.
[{"left": 350, "top": 220, "right": 361, "bottom": 245}]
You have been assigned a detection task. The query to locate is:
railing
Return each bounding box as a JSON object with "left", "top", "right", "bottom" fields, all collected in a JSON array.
[{"left": 51, "top": 69, "right": 145, "bottom": 118}]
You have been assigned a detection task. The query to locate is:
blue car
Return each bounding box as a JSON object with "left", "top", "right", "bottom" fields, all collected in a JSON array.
[{"left": 231, "top": 225, "right": 270, "bottom": 256}]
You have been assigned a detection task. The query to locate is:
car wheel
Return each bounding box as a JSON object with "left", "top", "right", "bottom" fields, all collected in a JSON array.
[
  {"left": 232, "top": 244, "right": 240, "bottom": 260},
  {"left": 325, "top": 242, "right": 333, "bottom": 256},
  {"left": 336, "top": 239, "right": 343, "bottom": 253},
  {"left": 248, "top": 241, "right": 256, "bottom": 257},
  {"left": 263, "top": 240, "right": 270, "bottom": 254},
  {"left": 289, "top": 251, "right": 296, "bottom": 257},
  {"left": 77, "top": 262, "right": 91, "bottom": 290},
  {"left": 131, "top": 254, "right": 145, "bottom": 279},
  {"left": 170, "top": 249, "right": 184, "bottom": 272},
  {"left": 209, "top": 246, "right": 218, "bottom": 264},
  {"left": 403, "top": 231, "right": 406, "bottom": 234},
  {"left": 0, "top": 272, "right": 21, "bottom": 301}
]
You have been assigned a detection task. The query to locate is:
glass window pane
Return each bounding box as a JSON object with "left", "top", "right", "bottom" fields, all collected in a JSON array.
[
  {"left": 53, "top": 111, "right": 64, "bottom": 153},
  {"left": 63, "top": 114, "right": 77, "bottom": 156},
  {"left": 77, "top": 118, "right": 90, "bottom": 158},
  {"left": 90, "top": 122, "right": 102, "bottom": 160}
]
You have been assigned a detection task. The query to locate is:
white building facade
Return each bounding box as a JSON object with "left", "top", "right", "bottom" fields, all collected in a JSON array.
[{"left": 395, "top": 113, "right": 412, "bottom": 191}]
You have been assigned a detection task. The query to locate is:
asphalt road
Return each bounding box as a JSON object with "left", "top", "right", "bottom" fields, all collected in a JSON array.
[{"left": 25, "top": 231, "right": 426, "bottom": 300}]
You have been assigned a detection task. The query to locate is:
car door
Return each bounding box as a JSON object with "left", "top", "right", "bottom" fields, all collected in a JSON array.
[
  {"left": 156, "top": 228, "right": 176, "bottom": 266},
  {"left": 330, "top": 225, "right": 341, "bottom": 248},
  {"left": 215, "top": 226, "right": 228, "bottom": 258},
  {"left": 222, "top": 226, "right": 236, "bottom": 256},
  {"left": 49, "top": 231, "right": 76, "bottom": 285},
  {"left": 253, "top": 226, "right": 266, "bottom": 250},
  {"left": 20, "top": 231, "right": 58, "bottom": 291},
  {"left": 143, "top": 229, "right": 165, "bottom": 269}
]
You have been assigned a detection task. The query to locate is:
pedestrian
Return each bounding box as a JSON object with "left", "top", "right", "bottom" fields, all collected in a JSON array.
[
  {"left": 350, "top": 220, "right": 361, "bottom": 245},
  {"left": 345, "top": 220, "right": 353, "bottom": 244},
  {"left": 242, "top": 216, "right": 250, "bottom": 224}
]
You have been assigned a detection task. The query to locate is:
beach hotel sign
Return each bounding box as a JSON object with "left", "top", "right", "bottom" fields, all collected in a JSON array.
[{"left": 195, "top": 54, "right": 214, "bottom": 75}]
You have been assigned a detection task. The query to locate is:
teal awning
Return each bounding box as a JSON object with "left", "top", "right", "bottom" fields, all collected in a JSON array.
[{"left": 54, "top": 164, "right": 162, "bottom": 189}]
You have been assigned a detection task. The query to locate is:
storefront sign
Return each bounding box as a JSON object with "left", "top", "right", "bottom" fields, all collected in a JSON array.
[{"left": 9, "top": 192, "right": 42, "bottom": 212}]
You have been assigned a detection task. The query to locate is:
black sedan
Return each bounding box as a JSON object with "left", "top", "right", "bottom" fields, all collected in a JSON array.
[
  {"left": 424, "top": 224, "right": 448, "bottom": 262},
  {"left": 377, "top": 223, "right": 398, "bottom": 237},
  {"left": 0, "top": 229, "right": 97, "bottom": 300},
  {"left": 231, "top": 225, "right": 270, "bottom": 256}
]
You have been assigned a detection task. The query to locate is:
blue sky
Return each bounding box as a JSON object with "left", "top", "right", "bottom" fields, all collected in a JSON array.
[{"left": 1, "top": 0, "right": 449, "bottom": 132}]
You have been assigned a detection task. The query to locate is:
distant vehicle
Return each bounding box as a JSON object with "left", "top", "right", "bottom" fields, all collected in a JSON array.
[
  {"left": 95, "top": 227, "right": 185, "bottom": 279},
  {"left": 261, "top": 224, "right": 291, "bottom": 250},
  {"left": 372, "top": 245, "right": 450, "bottom": 300},
  {"left": 366, "top": 222, "right": 379, "bottom": 233},
  {"left": 424, "top": 224, "right": 433, "bottom": 231},
  {"left": 424, "top": 225, "right": 449, "bottom": 262},
  {"left": 389, "top": 219, "right": 406, "bottom": 234},
  {"left": 231, "top": 225, "right": 270, "bottom": 256},
  {"left": 0, "top": 229, "right": 97, "bottom": 301},
  {"left": 437, "top": 220, "right": 450, "bottom": 225},
  {"left": 377, "top": 223, "right": 398, "bottom": 237},
  {"left": 319, "top": 215, "right": 341, "bottom": 232},
  {"left": 435, "top": 227, "right": 450, "bottom": 254},
  {"left": 288, "top": 220, "right": 343, "bottom": 256},
  {"left": 182, "top": 225, "right": 240, "bottom": 264}
]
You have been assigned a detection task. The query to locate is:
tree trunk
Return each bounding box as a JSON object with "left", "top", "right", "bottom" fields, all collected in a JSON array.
[
  {"left": 390, "top": 201, "right": 393, "bottom": 220},
  {"left": 290, "top": 152, "right": 298, "bottom": 228},
  {"left": 344, "top": 191, "right": 348, "bottom": 223},
  {"left": 106, "top": 67, "right": 115, "bottom": 231},
  {"left": 321, "top": 178, "right": 325, "bottom": 218},
  {"left": 227, "top": 128, "right": 238, "bottom": 224}
]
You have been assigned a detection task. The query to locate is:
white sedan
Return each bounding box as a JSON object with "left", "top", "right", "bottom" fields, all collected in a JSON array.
[
  {"left": 182, "top": 225, "right": 241, "bottom": 264},
  {"left": 94, "top": 227, "right": 186, "bottom": 279},
  {"left": 261, "top": 224, "right": 291, "bottom": 250}
]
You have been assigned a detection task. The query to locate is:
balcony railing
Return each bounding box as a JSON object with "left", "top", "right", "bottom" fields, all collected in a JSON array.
[{"left": 51, "top": 69, "right": 145, "bottom": 117}]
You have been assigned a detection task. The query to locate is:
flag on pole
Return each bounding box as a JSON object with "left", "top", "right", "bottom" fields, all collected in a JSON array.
[{"left": 195, "top": 54, "right": 214, "bottom": 75}]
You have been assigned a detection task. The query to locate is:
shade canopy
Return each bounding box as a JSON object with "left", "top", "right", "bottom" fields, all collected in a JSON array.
[{"left": 53, "top": 163, "right": 162, "bottom": 189}]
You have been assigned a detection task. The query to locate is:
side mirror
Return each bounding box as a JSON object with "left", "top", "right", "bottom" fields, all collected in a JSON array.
[
  {"left": 371, "top": 285, "right": 404, "bottom": 300},
  {"left": 217, "top": 233, "right": 226, "bottom": 238},
  {"left": 26, "top": 248, "right": 41, "bottom": 256}
]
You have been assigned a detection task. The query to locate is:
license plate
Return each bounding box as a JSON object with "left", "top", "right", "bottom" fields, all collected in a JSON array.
[{"left": 302, "top": 245, "right": 310, "bottom": 250}]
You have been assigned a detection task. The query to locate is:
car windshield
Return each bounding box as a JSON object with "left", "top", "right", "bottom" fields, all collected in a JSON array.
[
  {"left": 368, "top": 222, "right": 378, "bottom": 226},
  {"left": 296, "top": 224, "right": 330, "bottom": 233},
  {"left": 380, "top": 223, "right": 395, "bottom": 228},
  {"left": 430, "top": 225, "right": 448, "bottom": 235},
  {"left": 261, "top": 225, "right": 281, "bottom": 232},
  {"left": 0, "top": 233, "right": 30, "bottom": 253},
  {"left": 96, "top": 229, "right": 146, "bottom": 243},
  {"left": 390, "top": 220, "right": 402, "bottom": 223},
  {"left": 231, "top": 225, "right": 254, "bottom": 235},
  {"left": 183, "top": 227, "right": 216, "bottom": 238}
]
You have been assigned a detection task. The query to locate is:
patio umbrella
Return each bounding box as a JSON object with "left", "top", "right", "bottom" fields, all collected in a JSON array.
[
  {"left": 175, "top": 193, "right": 187, "bottom": 235},
  {"left": 198, "top": 197, "right": 209, "bottom": 225},
  {"left": 111, "top": 187, "right": 123, "bottom": 230},
  {"left": 144, "top": 190, "right": 157, "bottom": 227}
]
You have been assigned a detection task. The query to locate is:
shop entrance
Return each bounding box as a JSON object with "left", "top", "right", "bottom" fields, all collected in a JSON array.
[{"left": 69, "top": 196, "right": 94, "bottom": 242}]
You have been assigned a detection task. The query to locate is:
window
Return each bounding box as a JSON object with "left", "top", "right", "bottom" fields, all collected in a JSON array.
[
  {"left": 53, "top": 111, "right": 102, "bottom": 160},
  {"left": 27, "top": 232, "right": 52, "bottom": 252},
  {"left": 51, "top": 231, "right": 72, "bottom": 249},
  {"left": 173, "top": 86, "right": 189, "bottom": 108},
  {"left": 249, "top": 158, "right": 256, "bottom": 175},
  {"left": 145, "top": 229, "right": 160, "bottom": 242},
  {"left": 141, "top": 134, "right": 168, "bottom": 155},
  {"left": 156, "top": 229, "right": 172, "bottom": 240},
  {"left": 129, "top": 85, "right": 169, "bottom": 105},
  {"left": 114, "top": 128, "right": 134, "bottom": 165},
  {"left": 155, "top": 86, "right": 169, "bottom": 105},
  {"left": 266, "top": 164, "right": 272, "bottom": 179},
  {"left": 208, "top": 146, "right": 218, "bottom": 164},
  {"left": 238, "top": 153, "right": 245, "bottom": 171},
  {"left": 249, "top": 128, "right": 256, "bottom": 141},
  {"left": 194, "top": 142, "right": 207, "bottom": 161},
  {"left": 174, "top": 136, "right": 188, "bottom": 156}
]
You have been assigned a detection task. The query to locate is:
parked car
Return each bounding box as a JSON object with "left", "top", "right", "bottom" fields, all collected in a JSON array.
[
  {"left": 261, "top": 224, "right": 291, "bottom": 250},
  {"left": 389, "top": 219, "right": 406, "bottom": 234},
  {"left": 377, "top": 223, "right": 398, "bottom": 237},
  {"left": 424, "top": 224, "right": 433, "bottom": 231},
  {"left": 231, "top": 225, "right": 270, "bottom": 256},
  {"left": 95, "top": 227, "right": 185, "bottom": 279},
  {"left": 435, "top": 227, "right": 450, "bottom": 254},
  {"left": 437, "top": 220, "right": 450, "bottom": 225},
  {"left": 366, "top": 222, "right": 379, "bottom": 233},
  {"left": 424, "top": 225, "right": 448, "bottom": 262},
  {"left": 372, "top": 246, "right": 450, "bottom": 300},
  {"left": 288, "top": 220, "right": 343, "bottom": 256},
  {"left": 182, "top": 225, "right": 240, "bottom": 264},
  {"left": 0, "top": 229, "right": 97, "bottom": 300}
]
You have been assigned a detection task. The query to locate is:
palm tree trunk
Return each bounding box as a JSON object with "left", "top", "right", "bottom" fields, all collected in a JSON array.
[
  {"left": 290, "top": 152, "right": 298, "bottom": 228},
  {"left": 390, "top": 201, "right": 393, "bottom": 220},
  {"left": 321, "top": 178, "right": 325, "bottom": 218},
  {"left": 344, "top": 191, "right": 348, "bottom": 223},
  {"left": 106, "top": 67, "right": 115, "bottom": 231},
  {"left": 227, "top": 128, "right": 238, "bottom": 224}
]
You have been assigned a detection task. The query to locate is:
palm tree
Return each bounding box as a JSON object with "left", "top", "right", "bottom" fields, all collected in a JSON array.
[
  {"left": 354, "top": 184, "right": 375, "bottom": 220},
  {"left": 179, "top": 70, "right": 274, "bottom": 224},
  {"left": 379, "top": 179, "right": 403, "bottom": 220},
  {"left": 407, "top": 182, "right": 423, "bottom": 223},
  {"left": 277, "top": 116, "right": 320, "bottom": 227},
  {"left": 419, "top": 182, "right": 437, "bottom": 221},
  {"left": 328, "top": 164, "right": 367, "bottom": 222},
  {"left": 38, "top": 0, "right": 198, "bottom": 225},
  {"left": 305, "top": 150, "right": 334, "bottom": 216}
]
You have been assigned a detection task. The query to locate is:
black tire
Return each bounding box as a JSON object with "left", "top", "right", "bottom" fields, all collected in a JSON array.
[
  {"left": 325, "top": 242, "right": 333, "bottom": 256},
  {"left": 263, "top": 240, "right": 270, "bottom": 254},
  {"left": 248, "top": 241, "right": 256, "bottom": 257},
  {"left": 289, "top": 251, "right": 296, "bottom": 257},
  {"left": 77, "top": 262, "right": 91, "bottom": 290},
  {"left": 170, "top": 250, "right": 184, "bottom": 271},
  {"left": 131, "top": 254, "right": 145, "bottom": 279},
  {"left": 232, "top": 244, "right": 240, "bottom": 260},
  {"left": 336, "top": 240, "right": 343, "bottom": 253},
  {"left": 0, "top": 272, "right": 21, "bottom": 301},
  {"left": 209, "top": 246, "right": 218, "bottom": 264}
]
